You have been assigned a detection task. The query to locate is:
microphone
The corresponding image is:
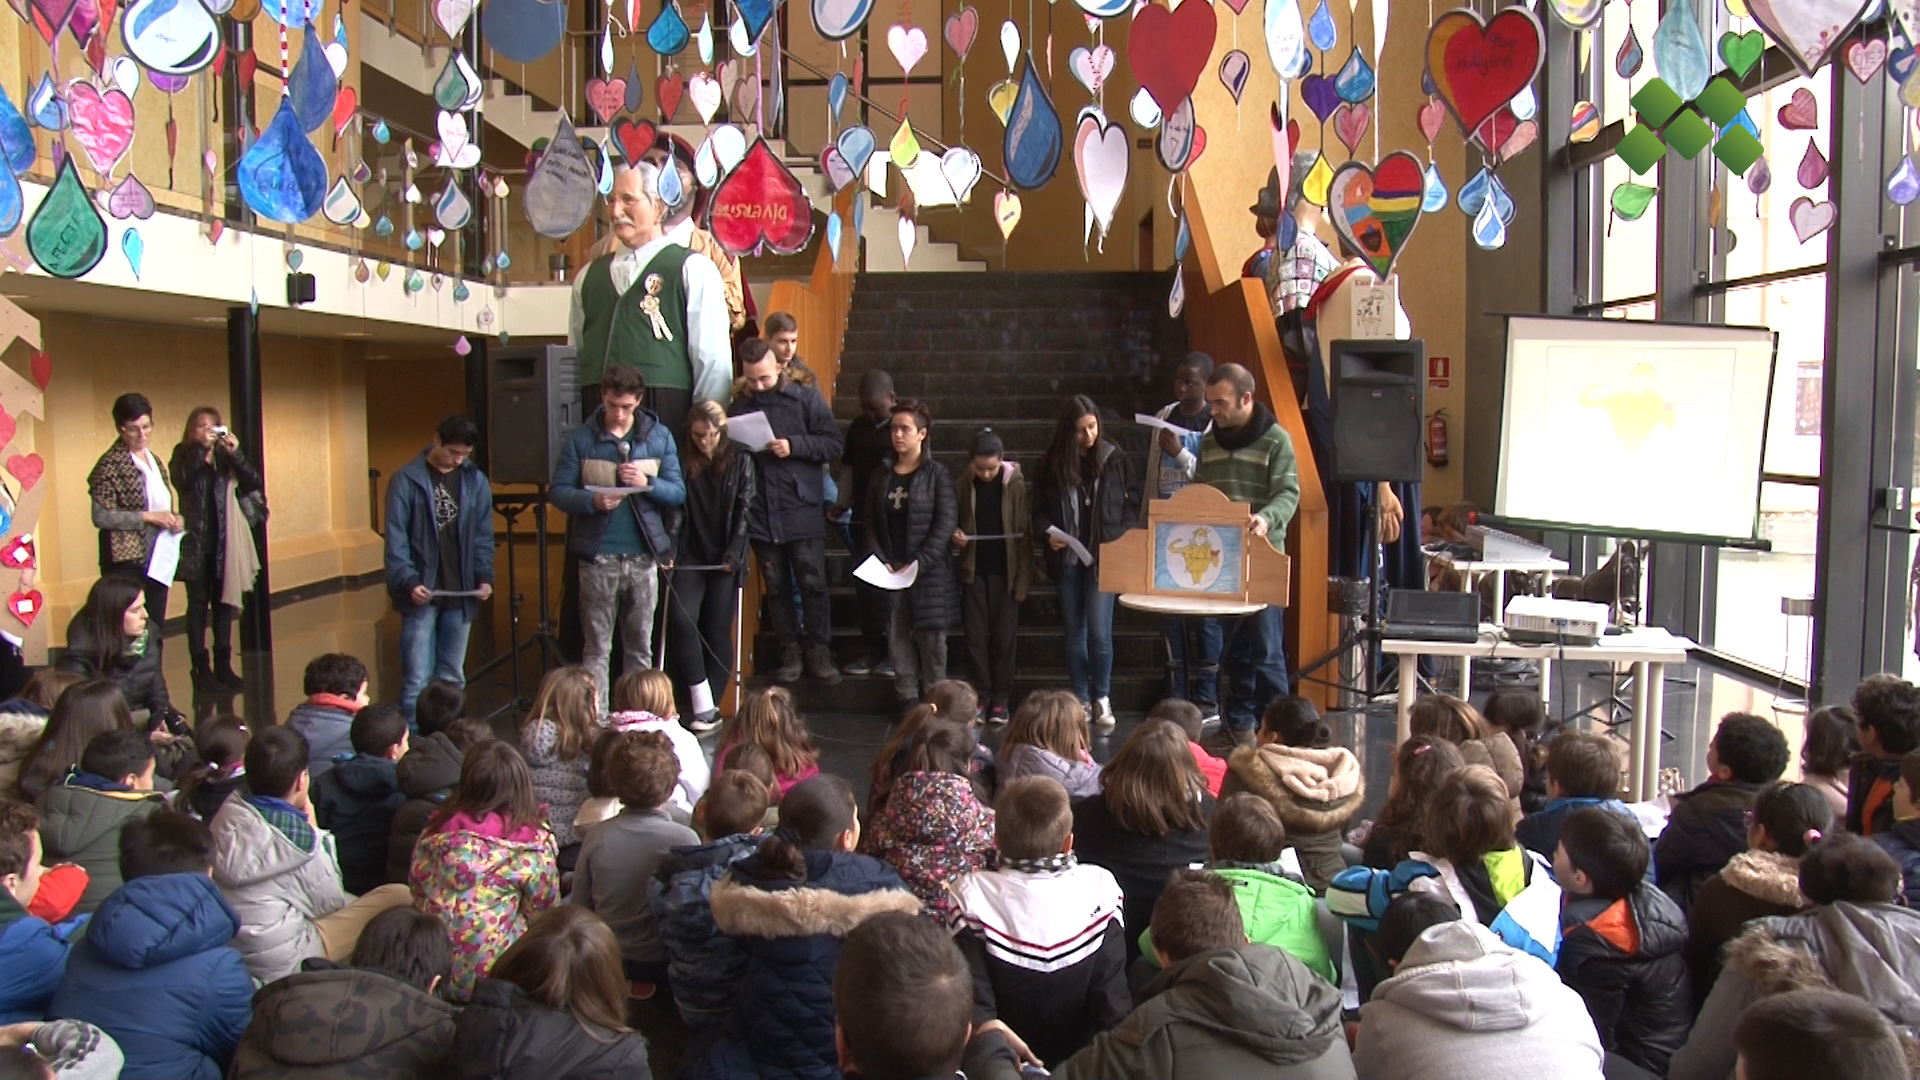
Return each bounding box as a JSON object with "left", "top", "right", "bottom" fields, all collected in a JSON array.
[{"left": 617, "top": 440, "right": 631, "bottom": 463}]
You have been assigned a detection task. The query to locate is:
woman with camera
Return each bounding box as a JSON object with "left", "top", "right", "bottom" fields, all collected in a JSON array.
[{"left": 169, "top": 407, "right": 264, "bottom": 690}]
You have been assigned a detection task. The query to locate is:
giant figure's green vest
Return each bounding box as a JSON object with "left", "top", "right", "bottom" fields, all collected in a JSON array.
[{"left": 576, "top": 244, "right": 693, "bottom": 388}]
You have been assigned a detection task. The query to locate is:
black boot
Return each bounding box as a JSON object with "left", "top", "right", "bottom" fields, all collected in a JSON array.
[
  {"left": 214, "top": 649, "right": 244, "bottom": 689},
  {"left": 190, "top": 649, "right": 219, "bottom": 692}
]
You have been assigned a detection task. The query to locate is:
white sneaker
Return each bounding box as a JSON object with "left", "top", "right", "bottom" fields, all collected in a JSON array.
[
  {"left": 1092, "top": 697, "right": 1116, "bottom": 729},
  {"left": 686, "top": 709, "right": 722, "bottom": 734}
]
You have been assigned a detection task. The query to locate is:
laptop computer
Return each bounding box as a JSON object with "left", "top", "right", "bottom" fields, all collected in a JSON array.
[{"left": 1381, "top": 589, "right": 1482, "bottom": 644}]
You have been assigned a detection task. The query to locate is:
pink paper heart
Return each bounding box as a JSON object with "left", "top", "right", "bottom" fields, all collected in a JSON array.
[
  {"left": 67, "top": 81, "right": 134, "bottom": 175},
  {"left": 5, "top": 453, "right": 42, "bottom": 492},
  {"left": 887, "top": 24, "right": 928, "bottom": 75},
  {"left": 944, "top": 7, "right": 977, "bottom": 60},
  {"left": 1498, "top": 119, "right": 1538, "bottom": 162},
  {"left": 0, "top": 407, "right": 17, "bottom": 452},
  {"left": 687, "top": 72, "right": 723, "bottom": 123},
  {"left": 1418, "top": 99, "right": 1446, "bottom": 144},
  {"left": 584, "top": 77, "right": 626, "bottom": 125},
  {"left": 1220, "top": 0, "right": 1250, "bottom": 12},
  {"left": 1333, "top": 102, "right": 1370, "bottom": 154},
  {"left": 1788, "top": 196, "right": 1836, "bottom": 244},
  {"left": 1777, "top": 87, "right": 1818, "bottom": 130},
  {"left": 1846, "top": 37, "right": 1887, "bottom": 83}
]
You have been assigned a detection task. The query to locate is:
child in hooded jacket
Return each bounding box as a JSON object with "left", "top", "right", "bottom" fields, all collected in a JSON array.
[
  {"left": 1219, "top": 697, "right": 1365, "bottom": 892},
  {"left": 653, "top": 770, "right": 771, "bottom": 1029},
  {"left": 861, "top": 721, "right": 995, "bottom": 924}
]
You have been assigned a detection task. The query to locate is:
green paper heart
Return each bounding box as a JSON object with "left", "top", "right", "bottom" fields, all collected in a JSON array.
[
  {"left": 1718, "top": 30, "right": 1763, "bottom": 80},
  {"left": 1611, "top": 181, "right": 1657, "bottom": 221}
]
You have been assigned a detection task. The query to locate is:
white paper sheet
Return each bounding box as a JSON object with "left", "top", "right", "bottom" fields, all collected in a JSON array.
[
  {"left": 955, "top": 533, "right": 1024, "bottom": 542},
  {"left": 725, "top": 410, "right": 777, "bottom": 451},
  {"left": 147, "top": 530, "right": 182, "bottom": 586},
  {"left": 1046, "top": 525, "right": 1095, "bottom": 567},
  {"left": 853, "top": 553, "right": 919, "bottom": 590},
  {"left": 586, "top": 485, "right": 648, "bottom": 496},
  {"left": 430, "top": 589, "right": 486, "bottom": 598},
  {"left": 1134, "top": 412, "right": 1189, "bottom": 435}
]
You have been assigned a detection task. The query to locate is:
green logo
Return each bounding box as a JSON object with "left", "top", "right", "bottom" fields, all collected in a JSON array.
[{"left": 1617, "top": 76, "right": 1762, "bottom": 176}]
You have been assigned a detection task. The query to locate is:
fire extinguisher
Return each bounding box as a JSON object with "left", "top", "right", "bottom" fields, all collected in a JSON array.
[{"left": 1427, "top": 410, "right": 1450, "bottom": 468}]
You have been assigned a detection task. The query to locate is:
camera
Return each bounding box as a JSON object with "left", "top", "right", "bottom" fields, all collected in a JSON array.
[{"left": 211, "top": 426, "right": 230, "bottom": 439}]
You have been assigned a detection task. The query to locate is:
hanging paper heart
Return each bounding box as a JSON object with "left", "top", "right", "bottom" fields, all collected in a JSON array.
[
  {"left": 1788, "top": 195, "right": 1837, "bottom": 243},
  {"left": 1846, "top": 37, "right": 1888, "bottom": 82},
  {"left": 524, "top": 114, "right": 595, "bottom": 238},
  {"left": 836, "top": 125, "right": 877, "bottom": 173},
  {"left": 331, "top": 86, "right": 360, "bottom": 137},
  {"left": 656, "top": 74, "right": 686, "bottom": 120},
  {"left": 435, "top": 178, "right": 472, "bottom": 228},
  {"left": 940, "top": 147, "right": 983, "bottom": 201},
  {"left": 1719, "top": 29, "right": 1765, "bottom": 78},
  {"left": 1333, "top": 46, "right": 1377, "bottom": 103},
  {"left": 1264, "top": 0, "right": 1306, "bottom": 79},
  {"left": 1744, "top": 0, "right": 1872, "bottom": 78},
  {"left": 1074, "top": 110, "right": 1128, "bottom": 238},
  {"left": 68, "top": 82, "right": 135, "bottom": 175},
  {"left": 482, "top": 0, "right": 567, "bottom": 63},
  {"left": 427, "top": 226, "right": 447, "bottom": 247},
  {"left": 820, "top": 146, "right": 856, "bottom": 189},
  {"left": 728, "top": 67, "right": 760, "bottom": 122},
  {"left": 1155, "top": 95, "right": 1198, "bottom": 172},
  {"left": 25, "top": 0, "right": 77, "bottom": 45},
  {"left": 433, "top": 0, "right": 473, "bottom": 36},
  {"left": 434, "top": 110, "right": 481, "bottom": 169},
  {"left": 1297, "top": 75, "right": 1339, "bottom": 123},
  {"left": 611, "top": 117, "right": 658, "bottom": 164},
  {"left": 4, "top": 453, "right": 41, "bottom": 491},
  {"left": 705, "top": 124, "right": 747, "bottom": 172},
  {"left": 1129, "top": 87, "right": 1161, "bottom": 128},
  {"left": 1219, "top": 50, "right": 1250, "bottom": 103},
  {"left": 945, "top": 6, "right": 977, "bottom": 59},
  {"left": 1324, "top": 151, "right": 1424, "bottom": 279},
  {"left": 994, "top": 189, "right": 1021, "bottom": 238},
  {"left": 1777, "top": 87, "right": 1819, "bottom": 130},
  {"left": 1426, "top": 7, "right": 1545, "bottom": 140},
  {"left": 1005, "top": 56, "right": 1063, "bottom": 189},
  {"left": 96, "top": 174, "right": 155, "bottom": 228},
  {"left": 708, "top": 138, "right": 814, "bottom": 255},
  {"left": 688, "top": 73, "right": 723, "bottom": 123},
  {"left": 1650, "top": 0, "right": 1711, "bottom": 100},
  {"left": 1545, "top": 0, "right": 1600, "bottom": 29},
  {"left": 289, "top": 22, "right": 337, "bottom": 132},
  {"left": 238, "top": 97, "right": 327, "bottom": 223},
  {"left": 1797, "top": 138, "right": 1829, "bottom": 188},
  {"left": 1570, "top": 100, "right": 1601, "bottom": 142},
  {"left": 121, "top": 0, "right": 220, "bottom": 74},
  {"left": 1417, "top": 99, "right": 1445, "bottom": 144},
  {"left": 322, "top": 175, "right": 361, "bottom": 224},
  {"left": 1070, "top": 45, "right": 1116, "bottom": 94},
  {"left": 647, "top": 2, "right": 690, "bottom": 55},
  {"left": 1000, "top": 20, "right": 1019, "bottom": 73},
  {"left": 1189, "top": 125, "right": 1208, "bottom": 166},
  {"left": 987, "top": 80, "right": 1019, "bottom": 124},
  {"left": 0, "top": 535, "right": 35, "bottom": 571},
  {"left": 1129, "top": 0, "right": 1217, "bottom": 115},
  {"left": 6, "top": 590, "right": 40, "bottom": 628},
  {"left": 888, "top": 24, "right": 929, "bottom": 74},
  {"left": 1332, "top": 102, "right": 1369, "bottom": 154},
  {"left": 585, "top": 78, "right": 626, "bottom": 124},
  {"left": 1509, "top": 84, "right": 1538, "bottom": 123},
  {"left": 1498, "top": 120, "right": 1538, "bottom": 162},
  {"left": 811, "top": 0, "right": 870, "bottom": 40}
]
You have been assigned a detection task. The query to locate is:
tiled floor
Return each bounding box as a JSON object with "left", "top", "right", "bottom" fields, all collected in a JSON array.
[{"left": 166, "top": 560, "right": 1802, "bottom": 819}]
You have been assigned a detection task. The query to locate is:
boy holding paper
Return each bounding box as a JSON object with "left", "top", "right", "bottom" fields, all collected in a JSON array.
[
  {"left": 953, "top": 428, "right": 1029, "bottom": 723},
  {"left": 1147, "top": 353, "right": 1221, "bottom": 722},
  {"left": 865, "top": 400, "right": 958, "bottom": 710}
]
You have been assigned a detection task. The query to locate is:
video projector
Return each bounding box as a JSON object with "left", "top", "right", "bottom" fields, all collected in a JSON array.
[{"left": 1503, "top": 596, "right": 1610, "bottom": 646}]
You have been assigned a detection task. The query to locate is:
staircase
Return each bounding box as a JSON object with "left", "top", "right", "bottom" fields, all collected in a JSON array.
[{"left": 754, "top": 270, "right": 1191, "bottom": 715}]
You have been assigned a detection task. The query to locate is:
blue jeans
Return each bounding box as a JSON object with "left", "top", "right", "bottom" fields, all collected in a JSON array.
[
  {"left": 1057, "top": 561, "right": 1116, "bottom": 702},
  {"left": 1223, "top": 605, "right": 1289, "bottom": 732},
  {"left": 1163, "top": 617, "right": 1223, "bottom": 709},
  {"left": 399, "top": 603, "right": 474, "bottom": 720}
]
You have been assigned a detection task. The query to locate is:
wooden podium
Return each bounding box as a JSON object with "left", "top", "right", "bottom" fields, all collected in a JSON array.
[{"left": 1099, "top": 485, "right": 1291, "bottom": 608}]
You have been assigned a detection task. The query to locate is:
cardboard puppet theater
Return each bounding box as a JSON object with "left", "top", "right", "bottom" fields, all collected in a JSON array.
[{"left": 1099, "top": 484, "right": 1290, "bottom": 607}]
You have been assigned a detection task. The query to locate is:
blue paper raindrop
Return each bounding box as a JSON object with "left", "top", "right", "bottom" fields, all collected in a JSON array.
[
  {"left": 1890, "top": 157, "right": 1920, "bottom": 206},
  {"left": 121, "top": 227, "right": 143, "bottom": 278},
  {"left": 0, "top": 171, "right": 21, "bottom": 237},
  {"left": 1472, "top": 195, "right": 1507, "bottom": 249},
  {"left": 659, "top": 157, "right": 684, "bottom": 203},
  {"left": 826, "top": 211, "right": 842, "bottom": 261},
  {"left": 290, "top": 22, "right": 338, "bottom": 133},
  {"left": 1421, "top": 162, "right": 1447, "bottom": 212},
  {"left": 1509, "top": 85, "right": 1537, "bottom": 122},
  {"left": 738, "top": 0, "right": 773, "bottom": 41},
  {"left": 0, "top": 85, "right": 34, "bottom": 175},
  {"left": 1721, "top": 108, "right": 1758, "bottom": 139},
  {"left": 372, "top": 119, "right": 391, "bottom": 143},
  {"left": 647, "top": 2, "right": 691, "bottom": 55},
  {"left": 1174, "top": 215, "right": 1190, "bottom": 261},
  {"left": 374, "top": 213, "right": 394, "bottom": 236},
  {"left": 1333, "top": 47, "right": 1375, "bottom": 103},
  {"left": 1651, "top": 0, "right": 1709, "bottom": 100},
  {"left": 1457, "top": 166, "right": 1514, "bottom": 223},
  {"left": 1615, "top": 25, "right": 1644, "bottom": 79},
  {"left": 453, "top": 280, "right": 472, "bottom": 301},
  {"left": 262, "top": 0, "right": 313, "bottom": 28},
  {"left": 828, "top": 73, "right": 849, "bottom": 124},
  {"left": 404, "top": 227, "right": 424, "bottom": 251},
  {"left": 28, "top": 74, "right": 66, "bottom": 130},
  {"left": 1003, "top": 55, "right": 1062, "bottom": 190},
  {"left": 1307, "top": 0, "right": 1335, "bottom": 51},
  {"left": 238, "top": 97, "right": 328, "bottom": 224}
]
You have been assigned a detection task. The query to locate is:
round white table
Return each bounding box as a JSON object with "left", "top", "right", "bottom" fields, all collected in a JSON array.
[{"left": 1116, "top": 593, "right": 1267, "bottom": 617}]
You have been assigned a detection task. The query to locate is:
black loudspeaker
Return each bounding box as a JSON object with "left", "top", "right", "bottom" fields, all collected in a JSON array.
[
  {"left": 1329, "top": 338, "right": 1425, "bottom": 483},
  {"left": 489, "top": 345, "right": 580, "bottom": 485}
]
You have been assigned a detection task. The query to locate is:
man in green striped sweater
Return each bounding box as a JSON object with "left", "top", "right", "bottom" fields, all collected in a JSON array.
[{"left": 1197, "top": 363, "right": 1300, "bottom": 746}]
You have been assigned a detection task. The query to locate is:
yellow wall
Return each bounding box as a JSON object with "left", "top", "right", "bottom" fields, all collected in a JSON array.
[
  {"left": 364, "top": 352, "right": 466, "bottom": 512},
  {"left": 35, "top": 314, "right": 382, "bottom": 642}
]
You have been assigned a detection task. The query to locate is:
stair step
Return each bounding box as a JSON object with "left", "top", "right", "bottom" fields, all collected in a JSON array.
[
  {"left": 748, "top": 675, "right": 1169, "bottom": 715},
  {"left": 852, "top": 270, "right": 1176, "bottom": 292},
  {"left": 835, "top": 348, "right": 1174, "bottom": 374}
]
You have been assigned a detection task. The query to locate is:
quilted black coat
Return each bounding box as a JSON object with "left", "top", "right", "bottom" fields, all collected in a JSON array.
[{"left": 863, "top": 456, "right": 960, "bottom": 631}]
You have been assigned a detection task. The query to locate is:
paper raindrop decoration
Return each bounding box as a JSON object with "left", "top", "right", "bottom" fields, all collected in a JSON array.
[
  {"left": 1510, "top": 85, "right": 1537, "bottom": 122},
  {"left": 120, "top": 227, "right": 141, "bottom": 278},
  {"left": 1000, "top": 20, "right": 1019, "bottom": 72},
  {"left": 1425, "top": 6, "right": 1546, "bottom": 140},
  {"left": 1744, "top": 0, "right": 1873, "bottom": 78},
  {"left": 524, "top": 114, "right": 595, "bottom": 238},
  {"left": 889, "top": 118, "right": 920, "bottom": 168},
  {"left": 697, "top": 13, "right": 714, "bottom": 61},
  {"left": 735, "top": 0, "right": 772, "bottom": 41},
  {"left": 819, "top": 147, "right": 855, "bottom": 190},
  {"left": 434, "top": 52, "right": 484, "bottom": 111},
  {"left": 1325, "top": 152, "right": 1425, "bottom": 278},
  {"left": 1748, "top": 155, "right": 1773, "bottom": 195},
  {"left": 1075, "top": 0, "right": 1126, "bottom": 20},
  {"left": 1301, "top": 152, "right": 1333, "bottom": 206},
  {"left": 322, "top": 176, "right": 361, "bottom": 224},
  {"left": 435, "top": 178, "right": 473, "bottom": 227},
  {"left": 625, "top": 59, "right": 645, "bottom": 111},
  {"left": 994, "top": 190, "right": 1021, "bottom": 238},
  {"left": 238, "top": 99, "right": 327, "bottom": 223},
  {"left": 1610, "top": 181, "right": 1656, "bottom": 220},
  {"left": 68, "top": 83, "right": 134, "bottom": 176},
  {"left": 987, "top": 80, "right": 1018, "bottom": 124},
  {"left": 1155, "top": 93, "right": 1198, "bottom": 171},
  {"left": 708, "top": 138, "right": 814, "bottom": 255},
  {"left": 1307, "top": 0, "right": 1335, "bottom": 50},
  {"left": 897, "top": 213, "right": 916, "bottom": 265},
  {"left": 941, "top": 147, "right": 982, "bottom": 201},
  {"left": 837, "top": 125, "right": 877, "bottom": 173},
  {"left": 373, "top": 213, "right": 394, "bottom": 236},
  {"left": 1220, "top": 51, "right": 1250, "bottom": 103},
  {"left": 812, "top": 0, "right": 870, "bottom": 40},
  {"left": 1471, "top": 193, "right": 1506, "bottom": 248},
  {"left": 1421, "top": 162, "right": 1447, "bottom": 212},
  {"left": 1130, "top": 0, "right": 1217, "bottom": 115},
  {"left": 1130, "top": 88, "right": 1161, "bottom": 127},
  {"left": 826, "top": 211, "right": 842, "bottom": 260},
  {"left": 483, "top": 0, "right": 567, "bottom": 64},
  {"left": 262, "top": 0, "right": 314, "bottom": 27},
  {"left": 1334, "top": 47, "right": 1376, "bottom": 103},
  {"left": 1649, "top": 0, "right": 1710, "bottom": 100},
  {"left": 1570, "top": 100, "right": 1600, "bottom": 142},
  {"left": 1074, "top": 110, "right": 1128, "bottom": 241},
  {"left": 1547, "top": 0, "right": 1601, "bottom": 29},
  {"left": 289, "top": 23, "right": 337, "bottom": 132},
  {"left": 1004, "top": 58, "right": 1062, "bottom": 189},
  {"left": 1890, "top": 157, "right": 1920, "bottom": 205},
  {"left": 1265, "top": 0, "right": 1307, "bottom": 79},
  {"left": 371, "top": 118, "right": 390, "bottom": 142},
  {"left": 26, "top": 157, "right": 107, "bottom": 278},
  {"left": 1797, "top": 139, "right": 1829, "bottom": 188},
  {"left": 648, "top": 2, "right": 691, "bottom": 55},
  {"left": 121, "top": 0, "right": 219, "bottom": 75},
  {"left": 0, "top": 86, "right": 33, "bottom": 175},
  {"left": 0, "top": 172, "right": 19, "bottom": 236},
  {"left": 1615, "top": 24, "right": 1644, "bottom": 78}
]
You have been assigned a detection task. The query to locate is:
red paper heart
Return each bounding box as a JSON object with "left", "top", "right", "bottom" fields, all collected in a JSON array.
[
  {"left": 238, "top": 49, "right": 256, "bottom": 92},
  {"left": 6, "top": 453, "right": 42, "bottom": 491},
  {"left": 1286, "top": 118, "right": 1300, "bottom": 154},
  {"left": 0, "top": 406, "right": 17, "bottom": 452},
  {"left": 656, "top": 74, "right": 686, "bottom": 120},
  {"left": 1777, "top": 87, "right": 1818, "bottom": 131},
  {"left": 585, "top": 77, "right": 626, "bottom": 125},
  {"left": 1128, "top": 0, "right": 1218, "bottom": 115},
  {"left": 706, "top": 138, "right": 813, "bottom": 256},
  {"left": 6, "top": 589, "right": 40, "bottom": 627},
  {"left": 27, "top": 351, "right": 48, "bottom": 390},
  {"left": 331, "top": 85, "right": 358, "bottom": 137},
  {"left": 1190, "top": 125, "right": 1206, "bottom": 165},
  {"left": 610, "top": 116, "right": 658, "bottom": 165},
  {"left": 1472, "top": 105, "right": 1519, "bottom": 155},
  {"left": 1426, "top": 6, "right": 1545, "bottom": 140},
  {"left": 0, "top": 534, "right": 35, "bottom": 570}
]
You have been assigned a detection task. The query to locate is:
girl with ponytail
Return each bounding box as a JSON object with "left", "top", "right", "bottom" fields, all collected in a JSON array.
[{"left": 1684, "top": 780, "right": 1834, "bottom": 996}]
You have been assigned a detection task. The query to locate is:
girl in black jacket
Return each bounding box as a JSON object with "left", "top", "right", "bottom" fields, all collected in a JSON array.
[
  {"left": 863, "top": 400, "right": 959, "bottom": 708},
  {"left": 167, "top": 407, "right": 263, "bottom": 691},
  {"left": 1033, "top": 396, "right": 1138, "bottom": 728},
  {"left": 667, "top": 401, "right": 757, "bottom": 733}
]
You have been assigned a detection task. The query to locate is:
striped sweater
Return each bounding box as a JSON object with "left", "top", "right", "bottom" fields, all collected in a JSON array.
[{"left": 1196, "top": 403, "right": 1300, "bottom": 549}]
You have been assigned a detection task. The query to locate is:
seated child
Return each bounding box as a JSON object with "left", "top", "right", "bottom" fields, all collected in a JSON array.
[
  {"left": 212, "top": 727, "right": 411, "bottom": 983},
  {"left": 948, "top": 775, "right": 1128, "bottom": 1068},
  {"left": 231, "top": 905, "right": 458, "bottom": 1078},
  {"left": 1482, "top": 688, "right": 1549, "bottom": 814},
  {"left": 1138, "top": 792, "right": 1335, "bottom": 982},
  {"left": 0, "top": 671, "right": 82, "bottom": 797},
  {"left": 1220, "top": 696, "right": 1365, "bottom": 892},
  {"left": 49, "top": 811, "right": 253, "bottom": 1080},
  {"left": 994, "top": 691, "right": 1101, "bottom": 801},
  {"left": 926, "top": 680, "right": 998, "bottom": 798},
  {"left": 654, "top": 769, "right": 771, "bottom": 1029},
  {"left": 1554, "top": 806, "right": 1692, "bottom": 1077},
  {"left": 1654, "top": 712, "right": 1790, "bottom": 912},
  {"left": 1515, "top": 730, "right": 1631, "bottom": 862},
  {"left": 571, "top": 730, "right": 698, "bottom": 991},
  {"left": 387, "top": 715, "right": 492, "bottom": 885},
  {"left": 862, "top": 720, "right": 995, "bottom": 923},
  {"left": 1358, "top": 736, "right": 1464, "bottom": 869},
  {"left": 454, "top": 905, "right": 651, "bottom": 1077},
  {"left": 1870, "top": 746, "right": 1920, "bottom": 903},
  {"left": 172, "top": 718, "right": 249, "bottom": 823},
  {"left": 312, "top": 703, "right": 408, "bottom": 895},
  {"left": 0, "top": 799, "right": 77, "bottom": 1022},
  {"left": 519, "top": 667, "right": 600, "bottom": 855},
  {"left": 1732, "top": 988, "right": 1912, "bottom": 1080},
  {"left": 35, "top": 729, "right": 163, "bottom": 914},
  {"left": 714, "top": 687, "right": 821, "bottom": 800},
  {"left": 721, "top": 743, "right": 781, "bottom": 829},
  {"left": 600, "top": 669, "right": 711, "bottom": 817},
  {"left": 834, "top": 912, "right": 978, "bottom": 1080},
  {"left": 1148, "top": 698, "right": 1226, "bottom": 797},
  {"left": 284, "top": 654, "right": 370, "bottom": 780}
]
